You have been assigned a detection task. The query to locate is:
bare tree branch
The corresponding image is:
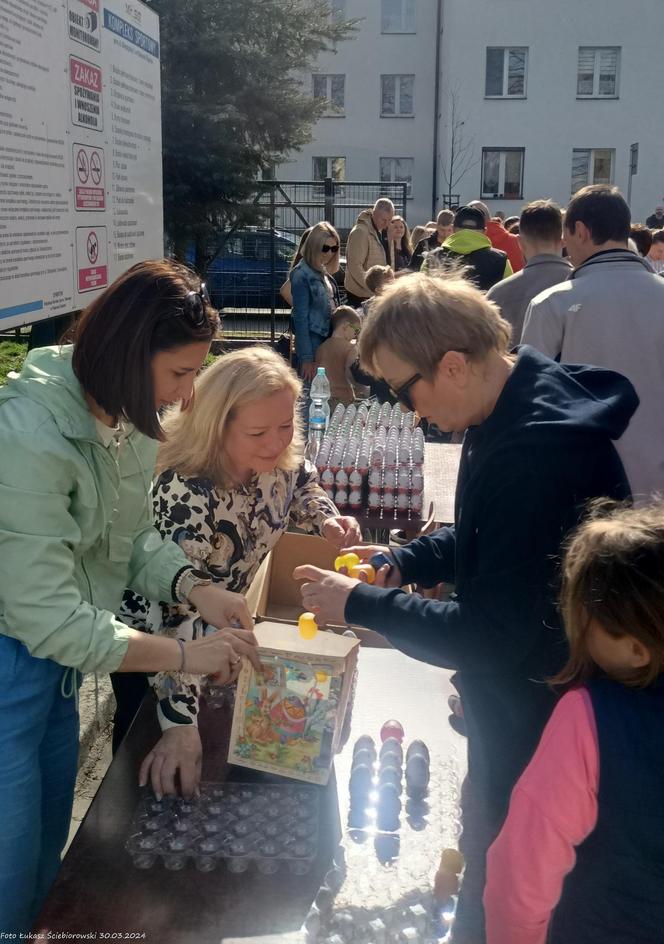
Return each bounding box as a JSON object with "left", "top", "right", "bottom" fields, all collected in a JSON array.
[{"left": 441, "top": 85, "right": 480, "bottom": 206}]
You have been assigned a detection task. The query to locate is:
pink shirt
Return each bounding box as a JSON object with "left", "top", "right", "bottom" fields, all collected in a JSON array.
[{"left": 483, "top": 688, "right": 599, "bottom": 944}]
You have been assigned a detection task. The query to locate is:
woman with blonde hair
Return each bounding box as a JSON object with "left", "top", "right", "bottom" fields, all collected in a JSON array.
[
  {"left": 118, "top": 345, "right": 361, "bottom": 796},
  {"left": 294, "top": 272, "right": 637, "bottom": 941},
  {"left": 289, "top": 221, "right": 341, "bottom": 380}
]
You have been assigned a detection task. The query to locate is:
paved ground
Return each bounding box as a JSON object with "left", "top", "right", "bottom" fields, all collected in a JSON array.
[{"left": 66, "top": 673, "right": 116, "bottom": 851}]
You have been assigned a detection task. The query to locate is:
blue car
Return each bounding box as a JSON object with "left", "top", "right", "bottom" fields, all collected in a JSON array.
[{"left": 204, "top": 229, "right": 298, "bottom": 310}]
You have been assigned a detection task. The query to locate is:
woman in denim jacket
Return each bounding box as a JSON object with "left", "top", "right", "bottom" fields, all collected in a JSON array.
[{"left": 290, "top": 222, "right": 341, "bottom": 381}]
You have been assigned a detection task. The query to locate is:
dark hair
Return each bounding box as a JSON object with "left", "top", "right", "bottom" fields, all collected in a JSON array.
[
  {"left": 519, "top": 200, "right": 563, "bottom": 243},
  {"left": 630, "top": 224, "right": 653, "bottom": 257},
  {"left": 506, "top": 221, "right": 520, "bottom": 234},
  {"left": 72, "top": 259, "right": 219, "bottom": 439},
  {"left": 565, "top": 185, "right": 631, "bottom": 244},
  {"left": 553, "top": 500, "right": 664, "bottom": 690},
  {"left": 651, "top": 229, "right": 664, "bottom": 245},
  {"left": 331, "top": 305, "right": 361, "bottom": 331},
  {"left": 503, "top": 216, "right": 519, "bottom": 229}
]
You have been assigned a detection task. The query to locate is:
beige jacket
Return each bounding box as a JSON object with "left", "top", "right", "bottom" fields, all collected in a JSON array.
[{"left": 344, "top": 209, "right": 388, "bottom": 299}]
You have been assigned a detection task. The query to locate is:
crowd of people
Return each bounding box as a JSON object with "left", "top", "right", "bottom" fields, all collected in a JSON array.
[
  {"left": 288, "top": 184, "right": 664, "bottom": 942},
  {"left": 0, "top": 183, "right": 663, "bottom": 942}
]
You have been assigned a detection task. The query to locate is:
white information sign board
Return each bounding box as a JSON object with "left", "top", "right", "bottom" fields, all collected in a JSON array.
[{"left": 0, "top": 0, "right": 162, "bottom": 330}]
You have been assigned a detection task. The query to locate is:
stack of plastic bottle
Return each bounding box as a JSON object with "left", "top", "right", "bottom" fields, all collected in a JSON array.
[{"left": 315, "top": 402, "right": 425, "bottom": 520}]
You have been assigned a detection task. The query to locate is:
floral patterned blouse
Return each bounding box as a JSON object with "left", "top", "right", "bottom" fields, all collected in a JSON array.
[{"left": 119, "top": 461, "right": 338, "bottom": 729}]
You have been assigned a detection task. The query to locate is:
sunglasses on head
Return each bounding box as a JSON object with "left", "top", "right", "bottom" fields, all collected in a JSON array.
[
  {"left": 180, "top": 282, "right": 211, "bottom": 327},
  {"left": 321, "top": 244, "right": 340, "bottom": 254}
]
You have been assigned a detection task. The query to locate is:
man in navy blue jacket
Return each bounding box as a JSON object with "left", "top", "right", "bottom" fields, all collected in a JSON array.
[{"left": 295, "top": 274, "right": 637, "bottom": 943}]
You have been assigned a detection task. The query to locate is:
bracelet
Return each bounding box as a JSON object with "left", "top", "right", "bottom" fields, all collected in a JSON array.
[
  {"left": 176, "top": 638, "right": 187, "bottom": 672},
  {"left": 172, "top": 565, "right": 193, "bottom": 604}
]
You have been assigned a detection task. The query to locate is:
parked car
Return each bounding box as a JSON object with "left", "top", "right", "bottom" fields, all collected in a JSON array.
[{"left": 203, "top": 229, "right": 297, "bottom": 310}]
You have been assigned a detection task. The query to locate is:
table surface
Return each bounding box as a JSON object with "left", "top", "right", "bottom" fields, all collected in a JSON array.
[{"left": 36, "top": 648, "right": 465, "bottom": 943}]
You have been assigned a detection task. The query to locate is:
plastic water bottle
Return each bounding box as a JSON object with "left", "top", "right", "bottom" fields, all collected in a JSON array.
[
  {"left": 306, "top": 368, "right": 331, "bottom": 463},
  {"left": 306, "top": 401, "right": 327, "bottom": 463},
  {"left": 310, "top": 367, "right": 331, "bottom": 424}
]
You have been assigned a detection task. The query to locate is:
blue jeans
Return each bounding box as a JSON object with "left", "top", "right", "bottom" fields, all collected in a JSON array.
[{"left": 0, "top": 636, "right": 79, "bottom": 933}]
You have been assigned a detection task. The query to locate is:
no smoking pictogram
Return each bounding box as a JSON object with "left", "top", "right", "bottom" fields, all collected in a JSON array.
[
  {"left": 76, "top": 224, "right": 107, "bottom": 292},
  {"left": 90, "top": 151, "right": 102, "bottom": 185},
  {"left": 87, "top": 231, "right": 99, "bottom": 264},
  {"left": 76, "top": 148, "right": 89, "bottom": 184}
]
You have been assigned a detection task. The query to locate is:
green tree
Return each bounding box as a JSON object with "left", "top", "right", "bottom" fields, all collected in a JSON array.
[{"left": 151, "top": 0, "right": 356, "bottom": 269}]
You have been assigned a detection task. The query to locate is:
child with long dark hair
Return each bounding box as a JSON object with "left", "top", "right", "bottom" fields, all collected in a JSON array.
[{"left": 484, "top": 500, "right": 664, "bottom": 943}]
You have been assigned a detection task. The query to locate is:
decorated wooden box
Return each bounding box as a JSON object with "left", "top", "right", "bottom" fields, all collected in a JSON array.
[{"left": 228, "top": 621, "right": 359, "bottom": 785}]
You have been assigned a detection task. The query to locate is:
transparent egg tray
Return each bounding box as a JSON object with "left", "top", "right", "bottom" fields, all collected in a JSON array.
[{"left": 126, "top": 781, "right": 320, "bottom": 873}]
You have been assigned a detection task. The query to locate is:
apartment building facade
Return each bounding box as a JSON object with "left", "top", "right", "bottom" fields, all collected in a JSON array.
[{"left": 279, "top": 0, "right": 663, "bottom": 226}]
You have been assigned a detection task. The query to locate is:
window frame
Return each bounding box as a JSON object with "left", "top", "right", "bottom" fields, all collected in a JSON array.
[
  {"left": 312, "top": 156, "right": 347, "bottom": 183},
  {"left": 484, "top": 46, "right": 528, "bottom": 99},
  {"left": 381, "top": 0, "right": 416, "bottom": 34},
  {"left": 570, "top": 147, "right": 615, "bottom": 195},
  {"left": 379, "top": 157, "right": 414, "bottom": 198},
  {"left": 576, "top": 46, "right": 621, "bottom": 99},
  {"left": 312, "top": 73, "right": 346, "bottom": 116},
  {"left": 380, "top": 74, "right": 415, "bottom": 118},
  {"left": 480, "top": 147, "right": 525, "bottom": 200}
]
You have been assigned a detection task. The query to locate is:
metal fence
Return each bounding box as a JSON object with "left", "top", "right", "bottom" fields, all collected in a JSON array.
[{"left": 206, "top": 179, "right": 408, "bottom": 342}]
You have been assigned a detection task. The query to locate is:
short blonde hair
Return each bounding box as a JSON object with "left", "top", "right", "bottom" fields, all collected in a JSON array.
[
  {"left": 157, "top": 346, "right": 303, "bottom": 487},
  {"left": 365, "top": 264, "right": 395, "bottom": 295},
  {"left": 358, "top": 272, "right": 511, "bottom": 378},
  {"left": 436, "top": 209, "right": 455, "bottom": 227},
  {"left": 411, "top": 224, "right": 435, "bottom": 246},
  {"left": 302, "top": 222, "right": 340, "bottom": 269}
]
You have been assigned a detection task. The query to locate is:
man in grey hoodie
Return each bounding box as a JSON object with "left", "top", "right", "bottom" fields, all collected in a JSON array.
[
  {"left": 522, "top": 185, "right": 664, "bottom": 502},
  {"left": 487, "top": 200, "right": 571, "bottom": 342}
]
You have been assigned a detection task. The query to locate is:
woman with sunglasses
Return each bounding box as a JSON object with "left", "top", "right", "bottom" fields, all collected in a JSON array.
[
  {"left": 293, "top": 273, "right": 638, "bottom": 943},
  {"left": 289, "top": 221, "right": 341, "bottom": 382},
  {"left": 0, "top": 259, "right": 258, "bottom": 934}
]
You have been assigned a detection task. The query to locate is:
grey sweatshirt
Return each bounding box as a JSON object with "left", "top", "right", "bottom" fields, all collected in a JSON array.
[{"left": 522, "top": 249, "right": 664, "bottom": 501}]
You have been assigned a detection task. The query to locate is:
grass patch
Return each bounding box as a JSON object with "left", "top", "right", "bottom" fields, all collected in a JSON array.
[{"left": 0, "top": 340, "right": 28, "bottom": 386}]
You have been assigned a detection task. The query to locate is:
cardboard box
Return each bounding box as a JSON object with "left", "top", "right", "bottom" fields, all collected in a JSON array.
[
  {"left": 228, "top": 620, "right": 359, "bottom": 785},
  {"left": 247, "top": 531, "right": 393, "bottom": 648}
]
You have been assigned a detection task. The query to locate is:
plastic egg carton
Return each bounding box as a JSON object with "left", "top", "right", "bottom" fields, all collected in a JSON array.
[{"left": 126, "top": 782, "right": 320, "bottom": 873}]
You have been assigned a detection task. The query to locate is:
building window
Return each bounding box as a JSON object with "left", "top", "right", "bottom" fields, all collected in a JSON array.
[
  {"left": 571, "top": 148, "right": 614, "bottom": 193},
  {"left": 485, "top": 47, "right": 528, "bottom": 97},
  {"left": 380, "top": 157, "right": 414, "bottom": 197},
  {"left": 381, "top": 0, "right": 416, "bottom": 33},
  {"left": 313, "top": 156, "right": 346, "bottom": 182},
  {"left": 313, "top": 74, "right": 345, "bottom": 114},
  {"left": 577, "top": 47, "right": 620, "bottom": 97},
  {"left": 381, "top": 75, "right": 414, "bottom": 116},
  {"left": 481, "top": 148, "right": 524, "bottom": 199}
]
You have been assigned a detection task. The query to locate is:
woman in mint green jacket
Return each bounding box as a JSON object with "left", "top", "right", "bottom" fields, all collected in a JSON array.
[{"left": 0, "top": 260, "right": 258, "bottom": 933}]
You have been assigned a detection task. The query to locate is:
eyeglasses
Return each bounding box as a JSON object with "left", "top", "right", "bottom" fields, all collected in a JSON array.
[
  {"left": 321, "top": 244, "right": 340, "bottom": 254},
  {"left": 181, "top": 282, "right": 211, "bottom": 327},
  {"left": 388, "top": 373, "right": 422, "bottom": 412}
]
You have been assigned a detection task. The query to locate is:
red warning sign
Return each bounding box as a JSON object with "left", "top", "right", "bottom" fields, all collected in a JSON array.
[
  {"left": 76, "top": 226, "right": 108, "bottom": 293},
  {"left": 70, "top": 56, "right": 103, "bottom": 131},
  {"left": 73, "top": 143, "right": 105, "bottom": 210}
]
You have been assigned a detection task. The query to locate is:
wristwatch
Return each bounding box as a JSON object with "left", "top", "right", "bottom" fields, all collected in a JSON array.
[{"left": 173, "top": 566, "right": 213, "bottom": 604}]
